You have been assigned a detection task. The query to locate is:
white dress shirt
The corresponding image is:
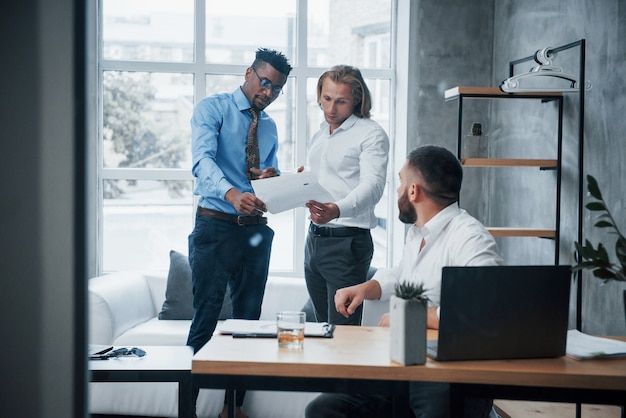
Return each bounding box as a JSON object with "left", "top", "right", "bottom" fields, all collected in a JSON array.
[
  {"left": 373, "top": 204, "right": 504, "bottom": 306},
  {"left": 307, "top": 114, "right": 389, "bottom": 229}
]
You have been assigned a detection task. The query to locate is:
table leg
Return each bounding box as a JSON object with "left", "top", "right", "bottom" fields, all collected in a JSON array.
[
  {"left": 226, "top": 389, "right": 235, "bottom": 418},
  {"left": 179, "top": 372, "right": 193, "bottom": 418}
]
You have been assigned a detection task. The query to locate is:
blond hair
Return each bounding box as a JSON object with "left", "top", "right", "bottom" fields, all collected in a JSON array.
[{"left": 316, "top": 65, "right": 372, "bottom": 118}]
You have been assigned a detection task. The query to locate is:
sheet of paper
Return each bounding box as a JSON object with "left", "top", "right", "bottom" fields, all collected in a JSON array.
[
  {"left": 566, "top": 329, "right": 626, "bottom": 360},
  {"left": 252, "top": 171, "right": 334, "bottom": 214},
  {"left": 217, "top": 319, "right": 334, "bottom": 337}
]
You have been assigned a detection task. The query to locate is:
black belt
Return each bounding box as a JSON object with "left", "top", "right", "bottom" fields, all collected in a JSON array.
[
  {"left": 309, "top": 223, "right": 368, "bottom": 237},
  {"left": 198, "top": 207, "right": 267, "bottom": 226}
]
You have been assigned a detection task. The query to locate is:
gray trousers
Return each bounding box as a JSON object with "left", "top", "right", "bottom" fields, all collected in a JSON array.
[{"left": 304, "top": 224, "right": 373, "bottom": 325}]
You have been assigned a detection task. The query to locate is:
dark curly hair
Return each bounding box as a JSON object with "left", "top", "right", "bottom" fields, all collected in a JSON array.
[{"left": 252, "top": 48, "right": 292, "bottom": 77}]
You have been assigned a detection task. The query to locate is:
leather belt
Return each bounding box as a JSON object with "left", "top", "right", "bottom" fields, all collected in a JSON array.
[
  {"left": 197, "top": 207, "right": 267, "bottom": 226},
  {"left": 309, "top": 223, "right": 368, "bottom": 237}
]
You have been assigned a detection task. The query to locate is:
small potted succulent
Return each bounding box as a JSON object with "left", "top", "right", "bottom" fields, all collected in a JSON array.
[
  {"left": 573, "top": 174, "right": 626, "bottom": 321},
  {"left": 389, "top": 280, "right": 429, "bottom": 365}
]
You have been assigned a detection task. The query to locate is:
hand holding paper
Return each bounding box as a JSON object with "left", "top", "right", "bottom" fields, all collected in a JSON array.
[
  {"left": 252, "top": 171, "right": 333, "bottom": 214},
  {"left": 306, "top": 200, "right": 340, "bottom": 224}
]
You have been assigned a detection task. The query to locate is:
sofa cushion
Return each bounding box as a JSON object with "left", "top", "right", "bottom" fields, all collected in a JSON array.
[
  {"left": 158, "top": 250, "right": 232, "bottom": 320},
  {"left": 89, "top": 271, "right": 156, "bottom": 344},
  {"left": 113, "top": 318, "right": 192, "bottom": 346}
]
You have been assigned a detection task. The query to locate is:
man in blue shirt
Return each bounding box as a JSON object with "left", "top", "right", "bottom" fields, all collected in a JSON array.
[{"left": 187, "top": 48, "right": 292, "bottom": 418}]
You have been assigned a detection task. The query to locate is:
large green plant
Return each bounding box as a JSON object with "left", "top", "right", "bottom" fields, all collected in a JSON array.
[{"left": 573, "top": 175, "right": 626, "bottom": 282}]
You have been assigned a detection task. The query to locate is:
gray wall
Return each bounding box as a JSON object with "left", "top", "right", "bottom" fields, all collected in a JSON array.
[
  {"left": 0, "top": 0, "right": 85, "bottom": 416},
  {"left": 409, "top": 0, "right": 495, "bottom": 219},
  {"left": 410, "top": 0, "right": 494, "bottom": 148},
  {"left": 491, "top": 0, "right": 626, "bottom": 335},
  {"left": 411, "top": 0, "right": 625, "bottom": 335}
]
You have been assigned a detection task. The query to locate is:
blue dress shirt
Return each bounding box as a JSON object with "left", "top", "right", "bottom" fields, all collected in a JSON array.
[{"left": 191, "top": 87, "right": 280, "bottom": 214}]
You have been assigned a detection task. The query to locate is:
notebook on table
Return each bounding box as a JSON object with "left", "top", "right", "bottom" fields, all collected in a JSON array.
[
  {"left": 217, "top": 319, "right": 335, "bottom": 338},
  {"left": 427, "top": 265, "right": 571, "bottom": 361}
]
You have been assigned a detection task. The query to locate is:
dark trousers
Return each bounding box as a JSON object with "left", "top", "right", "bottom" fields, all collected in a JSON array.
[
  {"left": 187, "top": 212, "right": 274, "bottom": 407},
  {"left": 304, "top": 382, "right": 494, "bottom": 418},
  {"left": 304, "top": 224, "right": 373, "bottom": 325}
]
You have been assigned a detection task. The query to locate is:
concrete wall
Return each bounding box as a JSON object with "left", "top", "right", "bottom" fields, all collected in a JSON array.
[
  {"left": 490, "top": 0, "right": 626, "bottom": 335},
  {"left": 409, "top": 0, "right": 495, "bottom": 222},
  {"left": 412, "top": 0, "right": 625, "bottom": 335}
]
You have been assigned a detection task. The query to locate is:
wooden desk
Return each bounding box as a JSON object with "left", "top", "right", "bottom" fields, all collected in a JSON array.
[{"left": 192, "top": 326, "right": 626, "bottom": 417}]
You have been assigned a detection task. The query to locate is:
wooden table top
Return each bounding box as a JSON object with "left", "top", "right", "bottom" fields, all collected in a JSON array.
[{"left": 192, "top": 326, "right": 626, "bottom": 391}]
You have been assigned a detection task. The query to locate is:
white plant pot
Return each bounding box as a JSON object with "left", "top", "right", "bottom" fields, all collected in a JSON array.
[{"left": 389, "top": 294, "right": 427, "bottom": 365}]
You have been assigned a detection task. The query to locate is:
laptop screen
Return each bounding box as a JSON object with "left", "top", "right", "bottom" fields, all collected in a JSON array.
[{"left": 432, "top": 265, "right": 571, "bottom": 361}]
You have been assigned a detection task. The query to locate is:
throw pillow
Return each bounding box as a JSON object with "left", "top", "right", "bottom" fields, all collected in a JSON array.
[{"left": 158, "top": 250, "right": 232, "bottom": 320}]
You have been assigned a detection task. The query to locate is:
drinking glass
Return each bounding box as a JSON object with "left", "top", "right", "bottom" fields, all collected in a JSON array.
[{"left": 276, "top": 311, "right": 306, "bottom": 349}]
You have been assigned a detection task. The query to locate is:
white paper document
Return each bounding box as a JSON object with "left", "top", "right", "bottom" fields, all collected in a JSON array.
[
  {"left": 252, "top": 171, "right": 333, "bottom": 214},
  {"left": 217, "top": 319, "right": 334, "bottom": 338},
  {"left": 566, "top": 329, "right": 626, "bottom": 360}
]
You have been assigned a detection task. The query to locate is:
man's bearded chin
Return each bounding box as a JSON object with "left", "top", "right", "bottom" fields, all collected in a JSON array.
[{"left": 397, "top": 192, "right": 416, "bottom": 224}]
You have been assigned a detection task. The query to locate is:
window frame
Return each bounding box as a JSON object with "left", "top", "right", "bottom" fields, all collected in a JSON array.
[{"left": 88, "top": 0, "right": 409, "bottom": 278}]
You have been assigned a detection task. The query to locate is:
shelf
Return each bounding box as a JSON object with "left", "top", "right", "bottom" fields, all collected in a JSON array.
[
  {"left": 487, "top": 228, "right": 556, "bottom": 238},
  {"left": 445, "top": 86, "right": 563, "bottom": 101},
  {"left": 448, "top": 84, "right": 564, "bottom": 261},
  {"left": 448, "top": 41, "right": 585, "bottom": 329},
  {"left": 461, "top": 158, "right": 558, "bottom": 168}
]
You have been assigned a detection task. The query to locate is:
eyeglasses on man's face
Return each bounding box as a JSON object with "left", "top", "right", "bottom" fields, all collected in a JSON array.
[{"left": 251, "top": 67, "right": 283, "bottom": 96}]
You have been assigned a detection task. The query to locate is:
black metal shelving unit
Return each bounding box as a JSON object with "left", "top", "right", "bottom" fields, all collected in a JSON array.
[{"left": 445, "top": 86, "right": 564, "bottom": 265}]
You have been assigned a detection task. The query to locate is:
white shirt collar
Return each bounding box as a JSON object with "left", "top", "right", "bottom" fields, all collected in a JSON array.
[
  {"left": 408, "top": 203, "right": 461, "bottom": 242},
  {"left": 319, "top": 113, "right": 360, "bottom": 136}
]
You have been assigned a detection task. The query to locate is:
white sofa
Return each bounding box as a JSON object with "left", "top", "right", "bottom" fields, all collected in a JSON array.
[{"left": 88, "top": 270, "right": 330, "bottom": 418}]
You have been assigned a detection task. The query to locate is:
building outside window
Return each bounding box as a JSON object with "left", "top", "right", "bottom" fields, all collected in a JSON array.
[{"left": 95, "top": 0, "right": 396, "bottom": 276}]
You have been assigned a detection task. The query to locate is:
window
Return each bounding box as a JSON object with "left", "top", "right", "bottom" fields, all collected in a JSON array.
[{"left": 95, "top": 0, "right": 397, "bottom": 276}]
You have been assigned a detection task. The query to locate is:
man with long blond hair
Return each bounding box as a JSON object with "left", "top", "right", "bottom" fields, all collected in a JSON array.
[{"left": 304, "top": 65, "right": 390, "bottom": 326}]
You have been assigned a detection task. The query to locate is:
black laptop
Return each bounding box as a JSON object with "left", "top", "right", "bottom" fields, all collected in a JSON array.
[{"left": 427, "top": 265, "right": 571, "bottom": 361}]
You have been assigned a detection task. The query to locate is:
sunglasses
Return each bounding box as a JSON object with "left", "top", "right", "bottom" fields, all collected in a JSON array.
[{"left": 106, "top": 347, "right": 146, "bottom": 358}]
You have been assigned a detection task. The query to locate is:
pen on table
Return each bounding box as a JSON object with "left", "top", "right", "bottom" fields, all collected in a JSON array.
[{"left": 232, "top": 333, "right": 276, "bottom": 338}]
